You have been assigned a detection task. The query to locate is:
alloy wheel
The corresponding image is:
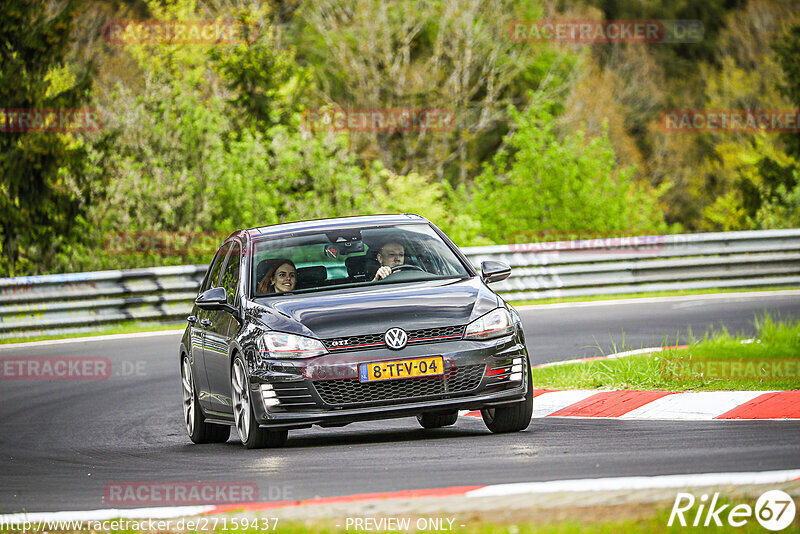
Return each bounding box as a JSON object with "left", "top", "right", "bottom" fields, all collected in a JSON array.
[
  {"left": 181, "top": 357, "right": 195, "bottom": 436},
  {"left": 231, "top": 358, "right": 251, "bottom": 443}
]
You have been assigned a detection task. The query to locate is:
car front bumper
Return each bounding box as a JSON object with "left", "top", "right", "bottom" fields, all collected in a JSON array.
[{"left": 246, "top": 334, "right": 529, "bottom": 429}]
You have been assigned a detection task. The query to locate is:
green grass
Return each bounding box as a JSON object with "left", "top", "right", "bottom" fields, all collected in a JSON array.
[
  {"left": 510, "top": 286, "right": 800, "bottom": 306},
  {"left": 533, "top": 314, "right": 800, "bottom": 391},
  {"left": 0, "top": 321, "right": 184, "bottom": 345}
]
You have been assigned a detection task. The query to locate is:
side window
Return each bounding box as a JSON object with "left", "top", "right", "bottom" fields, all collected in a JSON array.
[
  {"left": 220, "top": 242, "right": 241, "bottom": 305},
  {"left": 202, "top": 242, "right": 232, "bottom": 292}
]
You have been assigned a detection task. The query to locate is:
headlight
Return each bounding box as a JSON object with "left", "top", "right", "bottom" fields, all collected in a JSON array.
[
  {"left": 257, "top": 332, "right": 328, "bottom": 358},
  {"left": 463, "top": 308, "right": 514, "bottom": 340}
]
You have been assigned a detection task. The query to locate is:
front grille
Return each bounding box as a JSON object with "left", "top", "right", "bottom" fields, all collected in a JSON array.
[
  {"left": 312, "top": 363, "right": 485, "bottom": 406},
  {"left": 323, "top": 325, "right": 466, "bottom": 351}
]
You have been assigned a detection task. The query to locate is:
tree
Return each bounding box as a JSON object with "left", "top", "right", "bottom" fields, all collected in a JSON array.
[
  {"left": 209, "top": 3, "right": 308, "bottom": 133},
  {"left": 469, "top": 96, "right": 666, "bottom": 244},
  {"left": 0, "top": 0, "right": 96, "bottom": 275},
  {"left": 757, "top": 21, "right": 800, "bottom": 228},
  {"left": 698, "top": 7, "right": 800, "bottom": 231},
  {"left": 291, "top": 0, "right": 576, "bottom": 185},
  {"left": 772, "top": 23, "right": 800, "bottom": 159}
]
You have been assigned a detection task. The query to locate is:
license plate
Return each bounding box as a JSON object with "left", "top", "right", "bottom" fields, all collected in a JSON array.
[{"left": 359, "top": 356, "right": 443, "bottom": 382}]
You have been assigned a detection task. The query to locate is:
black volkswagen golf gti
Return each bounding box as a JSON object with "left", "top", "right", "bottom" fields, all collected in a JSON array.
[{"left": 180, "top": 214, "right": 532, "bottom": 448}]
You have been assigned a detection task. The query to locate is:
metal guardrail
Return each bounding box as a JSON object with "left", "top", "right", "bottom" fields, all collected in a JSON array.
[
  {"left": 462, "top": 228, "right": 800, "bottom": 300},
  {"left": 0, "top": 266, "right": 206, "bottom": 339},
  {"left": 1, "top": 229, "right": 798, "bottom": 339}
]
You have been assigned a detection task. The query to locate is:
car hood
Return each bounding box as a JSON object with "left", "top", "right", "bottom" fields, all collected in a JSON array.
[{"left": 247, "top": 277, "right": 500, "bottom": 339}]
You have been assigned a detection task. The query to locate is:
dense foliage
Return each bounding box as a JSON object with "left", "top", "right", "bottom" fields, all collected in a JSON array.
[
  {"left": 0, "top": 0, "right": 97, "bottom": 275},
  {"left": 1, "top": 0, "right": 798, "bottom": 276}
]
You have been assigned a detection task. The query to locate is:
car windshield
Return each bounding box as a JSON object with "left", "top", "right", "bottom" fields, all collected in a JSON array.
[{"left": 251, "top": 223, "right": 470, "bottom": 296}]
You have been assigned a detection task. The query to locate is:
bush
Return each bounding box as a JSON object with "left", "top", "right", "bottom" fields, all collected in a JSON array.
[{"left": 469, "top": 97, "right": 667, "bottom": 244}]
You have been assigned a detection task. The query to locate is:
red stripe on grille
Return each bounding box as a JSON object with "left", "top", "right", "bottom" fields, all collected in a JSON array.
[
  {"left": 330, "top": 342, "right": 384, "bottom": 350},
  {"left": 330, "top": 334, "right": 462, "bottom": 350}
]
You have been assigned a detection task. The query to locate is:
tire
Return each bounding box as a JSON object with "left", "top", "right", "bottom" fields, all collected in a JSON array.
[
  {"left": 181, "top": 355, "right": 230, "bottom": 444},
  {"left": 417, "top": 411, "right": 459, "bottom": 429},
  {"left": 481, "top": 362, "right": 533, "bottom": 433},
  {"left": 231, "top": 355, "right": 288, "bottom": 449}
]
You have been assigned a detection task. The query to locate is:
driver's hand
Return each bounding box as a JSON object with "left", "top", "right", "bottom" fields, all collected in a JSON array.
[{"left": 373, "top": 266, "right": 392, "bottom": 281}]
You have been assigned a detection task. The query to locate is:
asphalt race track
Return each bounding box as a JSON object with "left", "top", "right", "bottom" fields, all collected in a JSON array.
[{"left": 1, "top": 291, "right": 799, "bottom": 513}]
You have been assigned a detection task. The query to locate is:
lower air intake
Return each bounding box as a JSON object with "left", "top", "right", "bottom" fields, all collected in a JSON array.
[{"left": 312, "top": 364, "right": 485, "bottom": 406}]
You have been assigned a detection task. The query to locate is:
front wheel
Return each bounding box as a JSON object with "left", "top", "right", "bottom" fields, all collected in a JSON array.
[
  {"left": 481, "top": 363, "right": 533, "bottom": 433},
  {"left": 181, "top": 355, "right": 230, "bottom": 444},
  {"left": 231, "top": 355, "right": 288, "bottom": 449}
]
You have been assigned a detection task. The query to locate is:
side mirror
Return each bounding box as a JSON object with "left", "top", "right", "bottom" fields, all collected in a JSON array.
[
  {"left": 195, "top": 287, "right": 235, "bottom": 314},
  {"left": 481, "top": 260, "right": 511, "bottom": 284}
]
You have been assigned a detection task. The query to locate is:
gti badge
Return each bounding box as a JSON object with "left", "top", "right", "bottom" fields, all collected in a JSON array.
[{"left": 384, "top": 328, "right": 408, "bottom": 350}]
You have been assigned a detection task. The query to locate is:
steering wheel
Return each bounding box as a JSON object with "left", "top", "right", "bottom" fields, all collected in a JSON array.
[{"left": 391, "top": 264, "right": 424, "bottom": 273}]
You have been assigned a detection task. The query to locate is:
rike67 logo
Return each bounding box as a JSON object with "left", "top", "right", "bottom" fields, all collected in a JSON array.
[{"left": 669, "top": 490, "right": 796, "bottom": 531}]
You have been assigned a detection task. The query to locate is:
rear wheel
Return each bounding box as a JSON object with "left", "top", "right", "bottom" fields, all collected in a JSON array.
[
  {"left": 181, "top": 355, "right": 230, "bottom": 444},
  {"left": 417, "top": 411, "right": 458, "bottom": 429},
  {"left": 231, "top": 356, "right": 288, "bottom": 449},
  {"left": 481, "top": 363, "right": 533, "bottom": 433}
]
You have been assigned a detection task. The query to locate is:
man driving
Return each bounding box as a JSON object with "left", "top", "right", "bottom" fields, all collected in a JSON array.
[{"left": 372, "top": 240, "right": 405, "bottom": 281}]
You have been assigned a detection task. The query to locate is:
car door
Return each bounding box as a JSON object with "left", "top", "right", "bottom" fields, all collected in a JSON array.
[
  {"left": 195, "top": 241, "right": 231, "bottom": 411},
  {"left": 202, "top": 239, "right": 242, "bottom": 414}
]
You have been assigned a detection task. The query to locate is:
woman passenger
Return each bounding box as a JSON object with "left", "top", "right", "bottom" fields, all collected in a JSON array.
[{"left": 258, "top": 259, "right": 297, "bottom": 294}]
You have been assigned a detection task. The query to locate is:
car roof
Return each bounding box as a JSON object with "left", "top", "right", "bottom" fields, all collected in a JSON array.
[{"left": 243, "top": 214, "right": 429, "bottom": 239}]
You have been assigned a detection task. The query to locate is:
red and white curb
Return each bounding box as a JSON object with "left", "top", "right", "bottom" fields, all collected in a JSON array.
[
  {"left": 3, "top": 470, "right": 799, "bottom": 524},
  {"left": 459, "top": 342, "right": 800, "bottom": 421},
  {"left": 462, "top": 389, "right": 800, "bottom": 420}
]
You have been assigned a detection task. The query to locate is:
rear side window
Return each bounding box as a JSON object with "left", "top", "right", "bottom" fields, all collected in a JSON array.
[
  {"left": 202, "top": 241, "right": 232, "bottom": 292},
  {"left": 220, "top": 242, "right": 241, "bottom": 305}
]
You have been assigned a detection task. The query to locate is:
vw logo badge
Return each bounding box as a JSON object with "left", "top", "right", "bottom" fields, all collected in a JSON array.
[{"left": 384, "top": 328, "right": 408, "bottom": 350}]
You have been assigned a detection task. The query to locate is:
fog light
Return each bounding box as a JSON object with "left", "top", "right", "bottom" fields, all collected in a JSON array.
[
  {"left": 261, "top": 390, "right": 277, "bottom": 398},
  {"left": 511, "top": 364, "right": 522, "bottom": 373},
  {"left": 260, "top": 384, "right": 273, "bottom": 391},
  {"left": 513, "top": 358, "right": 522, "bottom": 365},
  {"left": 263, "top": 398, "right": 280, "bottom": 408},
  {"left": 509, "top": 372, "right": 522, "bottom": 382}
]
